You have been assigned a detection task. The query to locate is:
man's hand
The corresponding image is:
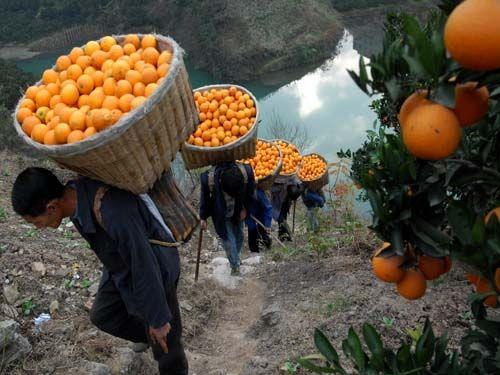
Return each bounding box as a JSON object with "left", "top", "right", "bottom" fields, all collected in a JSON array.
[
  {"left": 149, "top": 323, "right": 171, "bottom": 353},
  {"left": 200, "top": 220, "right": 207, "bottom": 230},
  {"left": 240, "top": 208, "right": 247, "bottom": 221}
]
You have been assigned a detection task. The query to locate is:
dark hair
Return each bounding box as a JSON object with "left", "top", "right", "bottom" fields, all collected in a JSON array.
[
  {"left": 11, "top": 168, "right": 65, "bottom": 216},
  {"left": 220, "top": 165, "right": 244, "bottom": 197}
]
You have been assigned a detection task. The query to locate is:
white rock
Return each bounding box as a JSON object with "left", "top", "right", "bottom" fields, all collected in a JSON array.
[
  {"left": 31, "top": 262, "right": 46, "bottom": 277},
  {"left": 3, "top": 284, "right": 19, "bottom": 305},
  {"left": 243, "top": 256, "right": 262, "bottom": 265}
]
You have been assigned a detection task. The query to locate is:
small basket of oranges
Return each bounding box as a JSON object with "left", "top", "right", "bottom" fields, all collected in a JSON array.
[
  {"left": 273, "top": 140, "right": 302, "bottom": 183},
  {"left": 239, "top": 139, "right": 282, "bottom": 190},
  {"left": 181, "top": 84, "right": 259, "bottom": 170},
  {"left": 297, "top": 153, "right": 329, "bottom": 190},
  {"left": 13, "top": 34, "right": 198, "bottom": 194}
]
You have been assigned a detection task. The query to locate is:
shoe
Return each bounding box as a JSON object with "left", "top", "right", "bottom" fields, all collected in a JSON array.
[
  {"left": 230, "top": 267, "right": 241, "bottom": 276},
  {"left": 131, "top": 342, "right": 150, "bottom": 353}
]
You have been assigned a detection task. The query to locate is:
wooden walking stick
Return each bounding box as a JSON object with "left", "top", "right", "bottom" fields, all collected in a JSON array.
[
  {"left": 195, "top": 226, "right": 204, "bottom": 282},
  {"left": 292, "top": 200, "right": 297, "bottom": 234}
]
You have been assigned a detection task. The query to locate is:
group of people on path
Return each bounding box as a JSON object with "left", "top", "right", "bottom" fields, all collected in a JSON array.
[
  {"left": 10, "top": 161, "right": 326, "bottom": 374},
  {"left": 199, "top": 161, "right": 326, "bottom": 275}
]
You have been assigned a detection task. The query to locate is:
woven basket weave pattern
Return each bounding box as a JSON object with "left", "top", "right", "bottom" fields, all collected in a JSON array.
[{"left": 13, "top": 34, "right": 198, "bottom": 194}]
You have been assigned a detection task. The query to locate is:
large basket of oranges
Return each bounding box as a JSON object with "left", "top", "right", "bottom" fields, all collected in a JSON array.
[
  {"left": 239, "top": 139, "right": 282, "bottom": 190},
  {"left": 273, "top": 140, "right": 302, "bottom": 183},
  {"left": 13, "top": 34, "right": 198, "bottom": 194},
  {"left": 181, "top": 84, "right": 259, "bottom": 170},
  {"left": 298, "top": 153, "right": 329, "bottom": 191}
]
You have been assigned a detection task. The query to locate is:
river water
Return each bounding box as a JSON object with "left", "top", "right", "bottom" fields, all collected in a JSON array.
[{"left": 14, "top": 31, "right": 374, "bottom": 215}]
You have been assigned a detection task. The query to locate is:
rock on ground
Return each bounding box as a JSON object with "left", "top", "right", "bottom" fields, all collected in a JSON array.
[{"left": 0, "top": 320, "right": 31, "bottom": 366}]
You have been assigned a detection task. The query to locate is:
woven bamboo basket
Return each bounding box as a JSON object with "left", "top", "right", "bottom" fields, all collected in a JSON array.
[
  {"left": 298, "top": 153, "right": 329, "bottom": 191},
  {"left": 255, "top": 139, "right": 283, "bottom": 190},
  {"left": 273, "top": 139, "right": 302, "bottom": 184},
  {"left": 12, "top": 34, "right": 198, "bottom": 194},
  {"left": 181, "top": 84, "right": 259, "bottom": 170},
  {"left": 149, "top": 169, "right": 199, "bottom": 242}
]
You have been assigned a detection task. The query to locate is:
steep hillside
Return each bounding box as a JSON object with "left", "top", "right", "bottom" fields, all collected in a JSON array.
[{"left": 1, "top": 0, "right": 343, "bottom": 81}]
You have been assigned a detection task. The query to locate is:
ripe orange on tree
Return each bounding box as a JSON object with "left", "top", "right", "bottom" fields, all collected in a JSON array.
[
  {"left": 397, "top": 269, "right": 427, "bottom": 300},
  {"left": 371, "top": 243, "right": 406, "bottom": 283},
  {"left": 453, "top": 82, "right": 489, "bottom": 127},
  {"left": 444, "top": 0, "right": 500, "bottom": 71},
  {"left": 402, "top": 103, "right": 461, "bottom": 160}
]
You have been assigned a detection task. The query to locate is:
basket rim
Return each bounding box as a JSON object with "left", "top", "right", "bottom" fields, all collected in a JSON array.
[
  {"left": 239, "top": 138, "right": 283, "bottom": 184},
  {"left": 182, "top": 84, "right": 259, "bottom": 152},
  {"left": 297, "top": 152, "right": 328, "bottom": 183},
  {"left": 13, "top": 33, "right": 184, "bottom": 158},
  {"left": 271, "top": 138, "right": 302, "bottom": 177}
]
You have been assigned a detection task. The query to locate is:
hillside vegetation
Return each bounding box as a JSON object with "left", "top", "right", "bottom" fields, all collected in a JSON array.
[{"left": 1, "top": 0, "right": 344, "bottom": 81}]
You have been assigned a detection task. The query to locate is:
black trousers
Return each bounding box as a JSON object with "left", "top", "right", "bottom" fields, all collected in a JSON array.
[{"left": 90, "top": 276, "right": 188, "bottom": 375}]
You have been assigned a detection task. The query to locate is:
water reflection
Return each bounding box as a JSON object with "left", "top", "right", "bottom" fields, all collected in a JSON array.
[{"left": 258, "top": 31, "right": 375, "bottom": 159}]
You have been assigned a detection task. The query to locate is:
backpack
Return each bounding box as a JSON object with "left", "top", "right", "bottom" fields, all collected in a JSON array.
[{"left": 93, "top": 186, "right": 181, "bottom": 247}]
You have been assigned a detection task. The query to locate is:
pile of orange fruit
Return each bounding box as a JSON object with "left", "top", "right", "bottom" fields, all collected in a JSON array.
[
  {"left": 240, "top": 140, "right": 280, "bottom": 181},
  {"left": 298, "top": 154, "right": 327, "bottom": 181},
  {"left": 15, "top": 34, "right": 172, "bottom": 145},
  {"left": 187, "top": 87, "right": 257, "bottom": 148},
  {"left": 372, "top": 243, "right": 452, "bottom": 300},
  {"left": 275, "top": 140, "right": 301, "bottom": 175}
]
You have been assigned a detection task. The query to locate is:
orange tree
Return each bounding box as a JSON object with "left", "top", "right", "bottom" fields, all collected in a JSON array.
[{"left": 298, "top": 0, "right": 500, "bottom": 373}]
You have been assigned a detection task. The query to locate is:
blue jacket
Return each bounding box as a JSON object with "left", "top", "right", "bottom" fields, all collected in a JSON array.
[
  {"left": 302, "top": 188, "right": 326, "bottom": 209},
  {"left": 70, "top": 177, "right": 180, "bottom": 329},
  {"left": 247, "top": 188, "right": 273, "bottom": 231},
  {"left": 199, "top": 163, "right": 255, "bottom": 240}
]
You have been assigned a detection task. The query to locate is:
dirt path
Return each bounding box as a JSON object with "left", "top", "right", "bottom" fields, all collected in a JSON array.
[{"left": 189, "top": 273, "right": 266, "bottom": 374}]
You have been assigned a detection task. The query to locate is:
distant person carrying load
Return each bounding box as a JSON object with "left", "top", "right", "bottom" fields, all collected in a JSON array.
[
  {"left": 302, "top": 187, "right": 326, "bottom": 232},
  {"left": 199, "top": 162, "right": 256, "bottom": 276},
  {"left": 11, "top": 168, "right": 188, "bottom": 375},
  {"left": 271, "top": 177, "right": 304, "bottom": 241},
  {"left": 247, "top": 187, "right": 273, "bottom": 252}
]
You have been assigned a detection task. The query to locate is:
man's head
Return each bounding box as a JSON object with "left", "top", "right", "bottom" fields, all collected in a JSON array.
[
  {"left": 220, "top": 165, "right": 244, "bottom": 197},
  {"left": 11, "top": 168, "right": 66, "bottom": 229}
]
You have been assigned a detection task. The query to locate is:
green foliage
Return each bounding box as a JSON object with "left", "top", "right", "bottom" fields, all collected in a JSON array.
[
  {"left": 0, "top": 207, "right": 6, "bottom": 221},
  {"left": 299, "top": 3, "right": 500, "bottom": 374},
  {"left": 0, "top": 59, "right": 35, "bottom": 110},
  {"left": 298, "top": 319, "right": 468, "bottom": 374},
  {"left": 80, "top": 279, "right": 92, "bottom": 288},
  {"left": 21, "top": 298, "right": 35, "bottom": 316}
]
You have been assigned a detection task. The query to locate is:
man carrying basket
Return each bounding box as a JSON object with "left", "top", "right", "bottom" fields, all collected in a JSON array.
[
  {"left": 11, "top": 167, "right": 188, "bottom": 375},
  {"left": 199, "top": 162, "right": 256, "bottom": 276}
]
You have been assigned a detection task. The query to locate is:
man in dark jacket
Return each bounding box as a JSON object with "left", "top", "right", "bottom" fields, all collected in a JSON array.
[
  {"left": 302, "top": 187, "right": 326, "bottom": 232},
  {"left": 199, "top": 162, "right": 255, "bottom": 275},
  {"left": 11, "top": 167, "right": 188, "bottom": 375},
  {"left": 246, "top": 188, "right": 273, "bottom": 252},
  {"left": 271, "top": 177, "right": 304, "bottom": 241}
]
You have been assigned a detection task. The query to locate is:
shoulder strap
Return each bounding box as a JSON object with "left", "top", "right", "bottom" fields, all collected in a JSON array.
[
  {"left": 93, "top": 186, "right": 109, "bottom": 229},
  {"left": 92, "top": 186, "right": 181, "bottom": 247},
  {"left": 208, "top": 167, "right": 216, "bottom": 193},
  {"left": 237, "top": 164, "right": 248, "bottom": 184}
]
